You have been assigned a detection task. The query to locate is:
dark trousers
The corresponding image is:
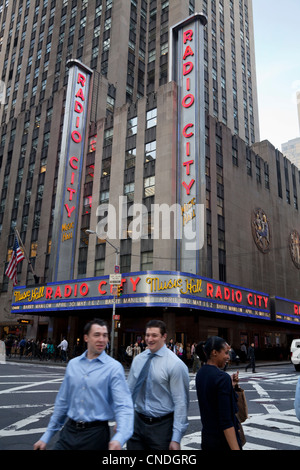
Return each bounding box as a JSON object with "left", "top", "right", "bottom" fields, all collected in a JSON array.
[
  {"left": 245, "top": 358, "right": 255, "bottom": 372},
  {"left": 127, "top": 411, "right": 173, "bottom": 450},
  {"left": 54, "top": 419, "right": 109, "bottom": 450}
]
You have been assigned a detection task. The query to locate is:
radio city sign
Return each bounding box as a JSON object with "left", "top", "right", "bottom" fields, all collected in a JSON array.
[
  {"left": 50, "top": 60, "right": 93, "bottom": 282},
  {"left": 11, "top": 271, "right": 270, "bottom": 321},
  {"left": 271, "top": 296, "right": 300, "bottom": 324},
  {"left": 170, "top": 13, "right": 207, "bottom": 274}
]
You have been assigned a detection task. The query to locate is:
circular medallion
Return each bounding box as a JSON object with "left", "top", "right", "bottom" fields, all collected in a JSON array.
[
  {"left": 289, "top": 230, "right": 300, "bottom": 269},
  {"left": 251, "top": 208, "right": 271, "bottom": 254}
]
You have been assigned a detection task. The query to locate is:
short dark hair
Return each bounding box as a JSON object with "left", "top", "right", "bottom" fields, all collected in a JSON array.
[
  {"left": 83, "top": 318, "right": 109, "bottom": 336},
  {"left": 145, "top": 319, "right": 167, "bottom": 336}
]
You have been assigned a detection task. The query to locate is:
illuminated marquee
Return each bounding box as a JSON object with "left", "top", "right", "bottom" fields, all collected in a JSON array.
[
  {"left": 50, "top": 60, "right": 93, "bottom": 282},
  {"left": 272, "top": 296, "right": 300, "bottom": 324},
  {"left": 170, "top": 14, "right": 207, "bottom": 274},
  {"left": 12, "top": 271, "right": 270, "bottom": 321}
]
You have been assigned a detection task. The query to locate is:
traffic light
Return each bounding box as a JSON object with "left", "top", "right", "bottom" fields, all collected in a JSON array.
[{"left": 117, "top": 284, "right": 123, "bottom": 297}]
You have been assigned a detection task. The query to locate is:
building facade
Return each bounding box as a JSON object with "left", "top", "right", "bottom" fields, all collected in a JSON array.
[
  {"left": 282, "top": 137, "right": 300, "bottom": 169},
  {"left": 1, "top": 0, "right": 299, "bottom": 358}
]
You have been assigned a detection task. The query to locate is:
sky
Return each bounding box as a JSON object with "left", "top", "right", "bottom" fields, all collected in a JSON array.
[{"left": 252, "top": 0, "right": 300, "bottom": 150}]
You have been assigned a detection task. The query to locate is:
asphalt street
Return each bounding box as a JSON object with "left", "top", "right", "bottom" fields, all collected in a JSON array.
[{"left": 0, "top": 360, "right": 299, "bottom": 451}]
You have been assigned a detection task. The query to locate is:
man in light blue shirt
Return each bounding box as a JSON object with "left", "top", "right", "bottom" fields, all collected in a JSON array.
[
  {"left": 33, "top": 319, "right": 133, "bottom": 450},
  {"left": 127, "top": 319, "right": 189, "bottom": 450}
]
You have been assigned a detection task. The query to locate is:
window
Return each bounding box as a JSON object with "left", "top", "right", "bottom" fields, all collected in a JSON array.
[
  {"left": 95, "top": 259, "right": 105, "bottom": 276},
  {"left": 141, "top": 251, "right": 153, "bottom": 270},
  {"left": 144, "top": 176, "right": 155, "bottom": 197},
  {"left": 125, "top": 148, "right": 136, "bottom": 169},
  {"left": 160, "top": 42, "right": 168, "bottom": 56},
  {"left": 217, "top": 197, "right": 224, "bottom": 216},
  {"left": 148, "top": 49, "right": 156, "bottom": 63},
  {"left": 232, "top": 148, "right": 238, "bottom": 166},
  {"left": 100, "top": 190, "right": 109, "bottom": 204},
  {"left": 103, "top": 128, "right": 113, "bottom": 146},
  {"left": 101, "top": 160, "right": 110, "bottom": 177},
  {"left": 120, "top": 254, "right": 131, "bottom": 272},
  {"left": 146, "top": 108, "right": 157, "bottom": 128},
  {"left": 127, "top": 116, "right": 137, "bottom": 136},
  {"left": 124, "top": 182, "right": 135, "bottom": 201},
  {"left": 145, "top": 141, "right": 156, "bottom": 161}
]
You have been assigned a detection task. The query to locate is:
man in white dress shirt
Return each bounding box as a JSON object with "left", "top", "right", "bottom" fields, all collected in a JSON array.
[{"left": 127, "top": 319, "right": 189, "bottom": 450}]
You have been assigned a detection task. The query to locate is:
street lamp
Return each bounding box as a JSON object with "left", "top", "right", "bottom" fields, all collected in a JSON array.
[{"left": 86, "top": 230, "right": 119, "bottom": 358}]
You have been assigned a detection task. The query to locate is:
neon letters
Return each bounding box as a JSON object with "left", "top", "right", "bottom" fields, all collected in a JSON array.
[
  {"left": 64, "top": 72, "right": 87, "bottom": 221},
  {"left": 181, "top": 29, "right": 196, "bottom": 197}
]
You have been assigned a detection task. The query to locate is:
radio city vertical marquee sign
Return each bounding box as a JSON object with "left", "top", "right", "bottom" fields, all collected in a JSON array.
[
  {"left": 51, "top": 60, "right": 93, "bottom": 282},
  {"left": 170, "top": 13, "right": 207, "bottom": 275}
]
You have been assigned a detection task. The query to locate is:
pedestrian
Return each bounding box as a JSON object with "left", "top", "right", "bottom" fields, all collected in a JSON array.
[
  {"left": 186, "top": 343, "right": 192, "bottom": 367},
  {"left": 127, "top": 319, "right": 189, "bottom": 450},
  {"left": 57, "top": 337, "right": 68, "bottom": 362},
  {"left": 245, "top": 342, "right": 256, "bottom": 373},
  {"left": 133, "top": 342, "right": 141, "bottom": 358},
  {"left": 126, "top": 343, "right": 133, "bottom": 365},
  {"left": 177, "top": 342, "right": 184, "bottom": 358},
  {"left": 5, "top": 336, "right": 13, "bottom": 358},
  {"left": 47, "top": 340, "right": 55, "bottom": 360},
  {"left": 140, "top": 339, "right": 146, "bottom": 352},
  {"left": 33, "top": 318, "right": 133, "bottom": 451},
  {"left": 73, "top": 339, "right": 83, "bottom": 357},
  {"left": 192, "top": 342, "right": 201, "bottom": 374},
  {"left": 41, "top": 339, "right": 47, "bottom": 360},
  {"left": 196, "top": 336, "right": 242, "bottom": 450},
  {"left": 19, "top": 338, "right": 26, "bottom": 358}
]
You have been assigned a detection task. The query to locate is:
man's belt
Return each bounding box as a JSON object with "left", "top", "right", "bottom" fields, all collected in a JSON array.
[
  {"left": 68, "top": 419, "right": 108, "bottom": 430},
  {"left": 136, "top": 411, "right": 174, "bottom": 424}
]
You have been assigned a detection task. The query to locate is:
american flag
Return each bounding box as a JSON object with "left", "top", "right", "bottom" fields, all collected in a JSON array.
[{"left": 5, "top": 236, "right": 25, "bottom": 286}]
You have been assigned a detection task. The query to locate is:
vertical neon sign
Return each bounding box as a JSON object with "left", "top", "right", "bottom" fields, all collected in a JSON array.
[
  {"left": 51, "top": 60, "right": 93, "bottom": 282},
  {"left": 170, "top": 13, "right": 207, "bottom": 275}
]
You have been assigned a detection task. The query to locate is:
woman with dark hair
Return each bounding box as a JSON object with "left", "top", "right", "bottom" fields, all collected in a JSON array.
[{"left": 195, "top": 336, "right": 242, "bottom": 450}]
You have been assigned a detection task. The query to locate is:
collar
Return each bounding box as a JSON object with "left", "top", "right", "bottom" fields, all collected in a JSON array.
[
  {"left": 145, "top": 343, "right": 167, "bottom": 357},
  {"left": 79, "top": 350, "right": 108, "bottom": 363}
]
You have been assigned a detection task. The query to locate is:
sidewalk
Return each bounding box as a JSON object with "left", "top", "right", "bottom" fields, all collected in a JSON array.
[
  {"left": 222, "top": 360, "right": 291, "bottom": 371},
  {"left": 5, "top": 356, "right": 68, "bottom": 367},
  {"left": 4, "top": 355, "right": 293, "bottom": 371}
]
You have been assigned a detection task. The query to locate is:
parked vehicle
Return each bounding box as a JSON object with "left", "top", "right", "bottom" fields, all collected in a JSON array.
[{"left": 290, "top": 339, "right": 300, "bottom": 371}]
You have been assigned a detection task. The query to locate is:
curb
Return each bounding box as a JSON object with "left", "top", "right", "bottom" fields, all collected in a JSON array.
[{"left": 5, "top": 357, "right": 292, "bottom": 370}]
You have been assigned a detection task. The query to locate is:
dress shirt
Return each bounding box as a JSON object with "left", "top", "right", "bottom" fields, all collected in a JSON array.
[
  {"left": 295, "top": 377, "right": 300, "bottom": 421},
  {"left": 127, "top": 344, "right": 189, "bottom": 443},
  {"left": 41, "top": 350, "right": 133, "bottom": 447},
  {"left": 58, "top": 339, "right": 68, "bottom": 351}
]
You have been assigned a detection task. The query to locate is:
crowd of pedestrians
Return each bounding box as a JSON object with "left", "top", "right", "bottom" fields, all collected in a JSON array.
[
  {"left": 3, "top": 335, "right": 74, "bottom": 362},
  {"left": 122, "top": 338, "right": 243, "bottom": 372}
]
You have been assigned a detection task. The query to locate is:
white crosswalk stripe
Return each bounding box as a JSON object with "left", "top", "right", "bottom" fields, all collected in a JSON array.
[
  {"left": 185, "top": 370, "right": 300, "bottom": 450},
  {"left": 0, "top": 366, "right": 299, "bottom": 450}
]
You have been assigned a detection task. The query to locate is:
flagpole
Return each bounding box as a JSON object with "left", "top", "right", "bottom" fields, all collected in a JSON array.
[{"left": 15, "top": 229, "right": 39, "bottom": 284}]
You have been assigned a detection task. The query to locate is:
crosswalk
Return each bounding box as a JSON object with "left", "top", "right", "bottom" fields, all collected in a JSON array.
[
  {"left": 0, "top": 365, "right": 299, "bottom": 450},
  {"left": 184, "top": 370, "right": 300, "bottom": 450}
]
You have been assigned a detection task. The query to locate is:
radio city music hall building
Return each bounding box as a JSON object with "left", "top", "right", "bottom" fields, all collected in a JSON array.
[{"left": 0, "top": 1, "right": 300, "bottom": 357}]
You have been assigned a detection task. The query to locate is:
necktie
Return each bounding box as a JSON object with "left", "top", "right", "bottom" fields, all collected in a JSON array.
[{"left": 132, "top": 353, "right": 155, "bottom": 403}]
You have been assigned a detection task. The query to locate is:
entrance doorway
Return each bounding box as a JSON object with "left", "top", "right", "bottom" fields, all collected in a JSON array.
[{"left": 37, "top": 324, "right": 48, "bottom": 342}]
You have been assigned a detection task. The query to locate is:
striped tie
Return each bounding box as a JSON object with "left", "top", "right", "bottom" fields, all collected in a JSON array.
[{"left": 132, "top": 353, "right": 156, "bottom": 403}]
